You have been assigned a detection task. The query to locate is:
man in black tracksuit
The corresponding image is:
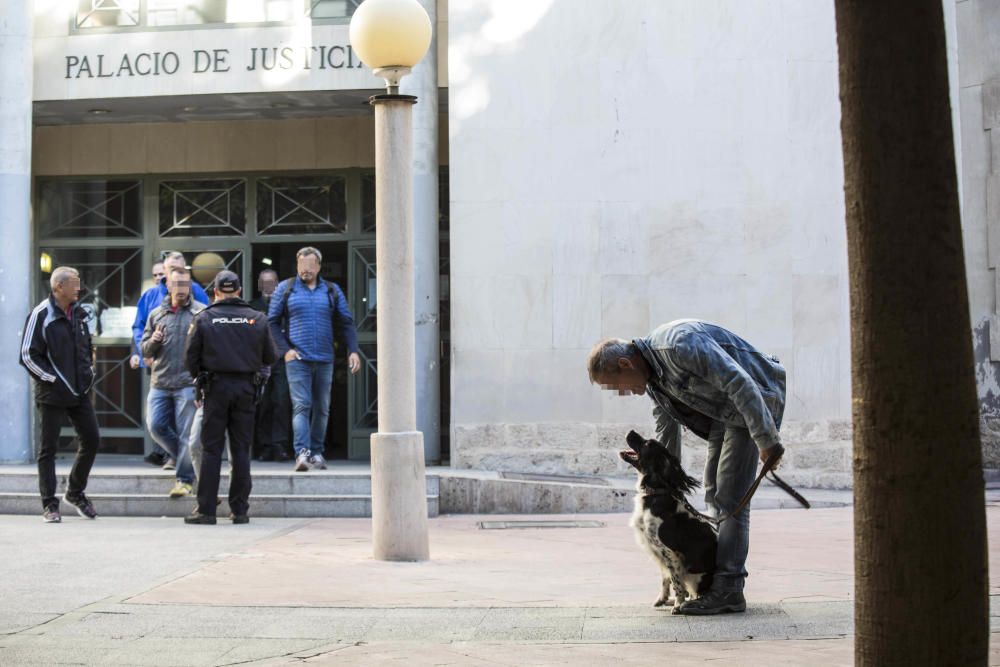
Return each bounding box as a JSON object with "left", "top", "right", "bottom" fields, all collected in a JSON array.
[
  {"left": 184, "top": 271, "right": 276, "bottom": 524},
  {"left": 19, "top": 266, "right": 100, "bottom": 523}
]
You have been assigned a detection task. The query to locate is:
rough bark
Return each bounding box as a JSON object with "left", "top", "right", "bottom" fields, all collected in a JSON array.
[{"left": 834, "top": 2, "right": 989, "bottom": 665}]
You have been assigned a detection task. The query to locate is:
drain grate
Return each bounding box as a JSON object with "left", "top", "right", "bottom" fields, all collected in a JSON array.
[
  {"left": 498, "top": 472, "right": 609, "bottom": 486},
  {"left": 477, "top": 520, "right": 606, "bottom": 530}
]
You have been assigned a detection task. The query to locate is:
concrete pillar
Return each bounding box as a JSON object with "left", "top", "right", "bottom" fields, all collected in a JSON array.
[
  {"left": 0, "top": 1, "right": 34, "bottom": 463},
  {"left": 370, "top": 94, "right": 430, "bottom": 561},
  {"left": 401, "top": 0, "right": 441, "bottom": 464}
]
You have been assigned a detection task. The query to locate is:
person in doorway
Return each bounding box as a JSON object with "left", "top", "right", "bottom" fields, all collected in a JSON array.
[
  {"left": 140, "top": 266, "right": 203, "bottom": 499},
  {"left": 588, "top": 320, "right": 786, "bottom": 615},
  {"left": 133, "top": 261, "right": 169, "bottom": 466},
  {"left": 19, "top": 266, "right": 100, "bottom": 523},
  {"left": 130, "top": 261, "right": 166, "bottom": 370},
  {"left": 249, "top": 269, "right": 291, "bottom": 462},
  {"left": 184, "top": 271, "right": 276, "bottom": 524},
  {"left": 131, "top": 252, "right": 209, "bottom": 470},
  {"left": 268, "top": 247, "right": 361, "bottom": 472}
]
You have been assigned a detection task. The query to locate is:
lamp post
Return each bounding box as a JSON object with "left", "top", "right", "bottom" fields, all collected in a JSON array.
[{"left": 350, "top": 0, "right": 432, "bottom": 561}]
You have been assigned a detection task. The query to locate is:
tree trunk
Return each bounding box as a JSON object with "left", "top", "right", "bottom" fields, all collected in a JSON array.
[{"left": 834, "top": 2, "right": 989, "bottom": 665}]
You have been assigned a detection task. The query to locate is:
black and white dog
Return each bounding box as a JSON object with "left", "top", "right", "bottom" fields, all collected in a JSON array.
[{"left": 620, "top": 430, "right": 718, "bottom": 611}]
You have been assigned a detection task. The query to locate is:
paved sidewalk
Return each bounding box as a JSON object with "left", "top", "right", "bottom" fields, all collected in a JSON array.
[{"left": 0, "top": 497, "right": 997, "bottom": 665}]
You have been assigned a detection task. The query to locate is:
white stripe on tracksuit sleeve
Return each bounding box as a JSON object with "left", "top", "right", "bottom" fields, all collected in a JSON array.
[{"left": 21, "top": 303, "right": 56, "bottom": 383}]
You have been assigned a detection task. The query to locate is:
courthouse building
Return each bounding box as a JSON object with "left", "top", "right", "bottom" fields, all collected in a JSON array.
[{"left": 1, "top": 0, "right": 998, "bottom": 487}]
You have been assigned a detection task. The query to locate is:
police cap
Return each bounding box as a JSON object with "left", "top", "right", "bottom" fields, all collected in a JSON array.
[{"left": 215, "top": 270, "right": 241, "bottom": 294}]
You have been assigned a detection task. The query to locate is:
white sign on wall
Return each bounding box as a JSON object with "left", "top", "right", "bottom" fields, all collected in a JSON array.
[{"left": 34, "top": 24, "right": 384, "bottom": 100}]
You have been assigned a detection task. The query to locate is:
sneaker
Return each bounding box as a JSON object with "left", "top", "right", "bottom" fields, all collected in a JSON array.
[
  {"left": 42, "top": 506, "right": 61, "bottom": 523},
  {"left": 294, "top": 452, "right": 310, "bottom": 472},
  {"left": 229, "top": 513, "right": 249, "bottom": 524},
  {"left": 63, "top": 493, "right": 98, "bottom": 519},
  {"left": 169, "top": 482, "right": 193, "bottom": 499},
  {"left": 144, "top": 452, "right": 166, "bottom": 467},
  {"left": 309, "top": 453, "right": 327, "bottom": 470},
  {"left": 162, "top": 458, "right": 176, "bottom": 471},
  {"left": 673, "top": 591, "right": 747, "bottom": 616},
  {"left": 184, "top": 511, "right": 216, "bottom": 525}
]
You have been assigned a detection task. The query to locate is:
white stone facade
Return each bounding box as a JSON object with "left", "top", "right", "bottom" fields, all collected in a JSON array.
[
  {"left": 956, "top": 0, "right": 1000, "bottom": 468},
  {"left": 447, "top": 0, "right": 860, "bottom": 483}
]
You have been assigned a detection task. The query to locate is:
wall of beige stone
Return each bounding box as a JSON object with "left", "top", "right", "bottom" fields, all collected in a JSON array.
[
  {"left": 451, "top": 421, "right": 853, "bottom": 489},
  {"left": 32, "top": 115, "right": 450, "bottom": 176}
]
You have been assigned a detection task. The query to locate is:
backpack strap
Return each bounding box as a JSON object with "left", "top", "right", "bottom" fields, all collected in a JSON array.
[
  {"left": 279, "top": 277, "right": 296, "bottom": 329},
  {"left": 319, "top": 278, "right": 340, "bottom": 314},
  {"left": 281, "top": 277, "right": 341, "bottom": 324}
]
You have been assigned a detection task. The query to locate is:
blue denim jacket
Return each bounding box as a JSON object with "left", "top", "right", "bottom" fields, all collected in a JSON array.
[{"left": 635, "top": 319, "right": 786, "bottom": 452}]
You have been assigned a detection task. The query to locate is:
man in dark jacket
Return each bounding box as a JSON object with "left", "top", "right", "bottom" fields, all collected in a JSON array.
[
  {"left": 19, "top": 267, "right": 100, "bottom": 523},
  {"left": 184, "top": 271, "right": 277, "bottom": 524},
  {"left": 249, "top": 269, "right": 290, "bottom": 462},
  {"left": 588, "top": 320, "right": 786, "bottom": 616}
]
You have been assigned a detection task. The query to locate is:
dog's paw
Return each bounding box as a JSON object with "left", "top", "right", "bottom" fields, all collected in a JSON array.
[{"left": 653, "top": 596, "right": 675, "bottom": 608}]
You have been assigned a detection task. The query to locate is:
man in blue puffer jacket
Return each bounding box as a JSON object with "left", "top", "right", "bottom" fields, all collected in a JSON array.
[
  {"left": 268, "top": 247, "right": 360, "bottom": 472},
  {"left": 588, "top": 320, "right": 786, "bottom": 616}
]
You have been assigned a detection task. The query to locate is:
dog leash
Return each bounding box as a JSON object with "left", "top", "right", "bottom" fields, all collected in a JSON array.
[{"left": 644, "top": 444, "right": 810, "bottom": 526}]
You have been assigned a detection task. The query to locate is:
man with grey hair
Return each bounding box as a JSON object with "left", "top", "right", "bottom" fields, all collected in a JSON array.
[
  {"left": 20, "top": 267, "right": 100, "bottom": 522},
  {"left": 268, "top": 247, "right": 361, "bottom": 472},
  {"left": 588, "top": 319, "right": 786, "bottom": 616}
]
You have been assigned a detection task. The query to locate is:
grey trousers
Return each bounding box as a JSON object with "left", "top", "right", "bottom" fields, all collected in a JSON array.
[{"left": 704, "top": 423, "right": 760, "bottom": 593}]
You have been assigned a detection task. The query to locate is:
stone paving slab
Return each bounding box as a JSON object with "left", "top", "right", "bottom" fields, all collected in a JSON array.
[
  {"left": 0, "top": 504, "right": 996, "bottom": 666},
  {"left": 127, "top": 507, "right": 858, "bottom": 608}
]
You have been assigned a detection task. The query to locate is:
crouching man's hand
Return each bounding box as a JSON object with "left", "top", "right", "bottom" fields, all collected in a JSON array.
[{"left": 759, "top": 443, "right": 784, "bottom": 467}]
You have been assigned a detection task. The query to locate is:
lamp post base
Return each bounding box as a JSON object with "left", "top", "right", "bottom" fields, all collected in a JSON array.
[{"left": 371, "top": 430, "right": 430, "bottom": 561}]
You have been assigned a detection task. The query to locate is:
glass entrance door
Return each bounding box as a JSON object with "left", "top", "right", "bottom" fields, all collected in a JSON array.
[{"left": 347, "top": 241, "right": 377, "bottom": 459}]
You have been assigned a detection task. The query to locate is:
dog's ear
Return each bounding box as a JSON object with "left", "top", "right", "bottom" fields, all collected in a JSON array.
[{"left": 626, "top": 430, "right": 645, "bottom": 448}]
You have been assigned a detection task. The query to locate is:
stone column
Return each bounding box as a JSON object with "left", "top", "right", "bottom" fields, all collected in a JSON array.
[
  {"left": 401, "top": 0, "right": 440, "bottom": 464},
  {"left": 0, "top": 1, "right": 34, "bottom": 463},
  {"left": 370, "top": 94, "right": 430, "bottom": 561}
]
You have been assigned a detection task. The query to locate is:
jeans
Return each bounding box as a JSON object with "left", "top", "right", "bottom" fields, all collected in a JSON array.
[
  {"left": 703, "top": 423, "right": 759, "bottom": 593},
  {"left": 37, "top": 400, "right": 100, "bottom": 509},
  {"left": 286, "top": 360, "right": 333, "bottom": 457},
  {"left": 147, "top": 386, "right": 197, "bottom": 484}
]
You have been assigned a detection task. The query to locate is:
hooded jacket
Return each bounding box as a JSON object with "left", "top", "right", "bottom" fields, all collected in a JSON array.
[{"left": 19, "top": 296, "right": 96, "bottom": 406}]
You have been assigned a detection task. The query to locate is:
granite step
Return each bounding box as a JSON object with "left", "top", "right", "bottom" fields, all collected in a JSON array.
[
  {"left": 0, "top": 492, "right": 440, "bottom": 518},
  {"left": 0, "top": 470, "right": 439, "bottom": 496}
]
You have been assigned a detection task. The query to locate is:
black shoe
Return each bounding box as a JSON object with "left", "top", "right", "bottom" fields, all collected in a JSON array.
[
  {"left": 63, "top": 493, "right": 98, "bottom": 519},
  {"left": 184, "top": 511, "right": 217, "bottom": 525},
  {"left": 272, "top": 446, "right": 291, "bottom": 462},
  {"left": 674, "top": 591, "right": 747, "bottom": 616},
  {"left": 144, "top": 452, "right": 166, "bottom": 467},
  {"left": 42, "top": 506, "right": 62, "bottom": 523},
  {"left": 230, "top": 514, "right": 249, "bottom": 524}
]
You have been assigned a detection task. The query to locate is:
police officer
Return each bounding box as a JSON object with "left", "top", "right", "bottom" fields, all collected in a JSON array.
[{"left": 184, "top": 270, "right": 276, "bottom": 525}]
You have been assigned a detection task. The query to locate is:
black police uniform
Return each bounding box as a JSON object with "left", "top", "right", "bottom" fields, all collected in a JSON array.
[{"left": 184, "top": 282, "right": 276, "bottom": 522}]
